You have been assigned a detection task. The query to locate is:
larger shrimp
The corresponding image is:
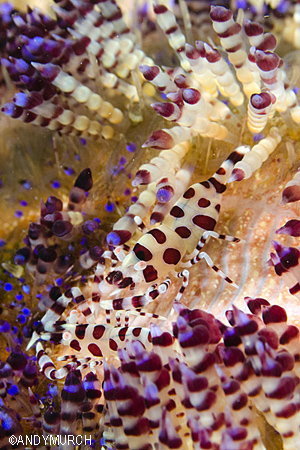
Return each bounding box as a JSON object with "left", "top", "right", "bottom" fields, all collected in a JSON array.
[{"left": 95, "top": 146, "right": 250, "bottom": 312}]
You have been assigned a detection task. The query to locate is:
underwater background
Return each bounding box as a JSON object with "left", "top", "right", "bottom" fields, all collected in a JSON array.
[{"left": 1, "top": 0, "right": 300, "bottom": 449}]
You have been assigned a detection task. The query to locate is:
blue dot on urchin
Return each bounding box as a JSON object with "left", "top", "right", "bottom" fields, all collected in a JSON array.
[
  {"left": 22, "top": 285, "right": 30, "bottom": 294},
  {"left": 126, "top": 142, "right": 136, "bottom": 153},
  {"left": 4, "top": 283, "right": 13, "bottom": 292},
  {"left": 51, "top": 180, "right": 61, "bottom": 189},
  {"left": 105, "top": 202, "right": 115, "bottom": 213},
  {"left": 14, "top": 210, "right": 23, "bottom": 218},
  {"left": 7, "top": 384, "right": 19, "bottom": 396}
]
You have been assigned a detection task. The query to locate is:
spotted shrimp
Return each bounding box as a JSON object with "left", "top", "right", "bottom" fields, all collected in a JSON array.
[
  {"left": 92, "top": 145, "right": 251, "bottom": 313},
  {"left": 34, "top": 283, "right": 175, "bottom": 380}
]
